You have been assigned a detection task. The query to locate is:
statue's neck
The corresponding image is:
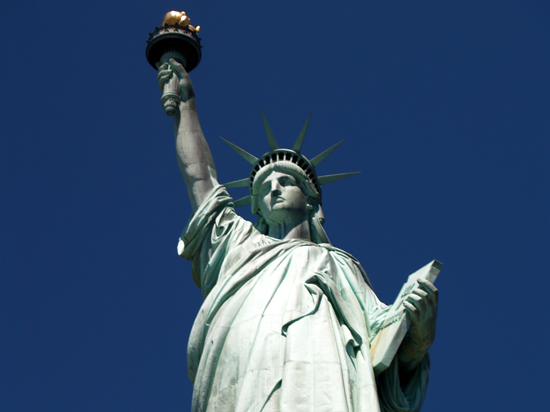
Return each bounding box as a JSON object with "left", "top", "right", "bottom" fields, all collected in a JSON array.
[{"left": 267, "top": 219, "right": 311, "bottom": 242}]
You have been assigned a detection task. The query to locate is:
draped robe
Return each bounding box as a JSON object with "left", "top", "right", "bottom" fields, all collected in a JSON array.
[{"left": 178, "top": 186, "right": 429, "bottom": 412}]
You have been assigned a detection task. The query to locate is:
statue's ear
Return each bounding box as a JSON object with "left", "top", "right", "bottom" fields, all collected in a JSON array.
[
  {"left": 251, "top": 195, "right": 260, "bottom": 216},
  {"left": 316, "top": 204, "right": 325, "bottom": 225}
]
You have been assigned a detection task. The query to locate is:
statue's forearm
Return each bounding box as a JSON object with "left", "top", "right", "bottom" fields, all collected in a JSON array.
[
  {"left": 174, "top": 99, "right": 218, "bottom": 211},
  {"left": 398, "top": 278, "right": 437, "bottom": 381},
  {"left": 397, "top": 337, "right": 428, "bottom": 385}
]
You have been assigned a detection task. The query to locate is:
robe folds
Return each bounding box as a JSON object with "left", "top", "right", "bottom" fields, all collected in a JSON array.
[{"left": 179, "top": 186, "right": 429, "bottom": 412}]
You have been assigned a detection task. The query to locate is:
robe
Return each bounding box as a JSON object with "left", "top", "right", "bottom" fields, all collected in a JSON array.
[{"left": 178, "top": 186, "right": 429, "bottom": 412}]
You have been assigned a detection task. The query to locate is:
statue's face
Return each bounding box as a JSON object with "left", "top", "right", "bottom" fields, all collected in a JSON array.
[{"left": 258, "top": 171, "right": 309, "bottom": 225}]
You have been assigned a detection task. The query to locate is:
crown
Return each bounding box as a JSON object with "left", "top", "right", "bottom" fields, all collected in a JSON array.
[{"left": 221, "top": 110, "right": 360, "bottom": 208}]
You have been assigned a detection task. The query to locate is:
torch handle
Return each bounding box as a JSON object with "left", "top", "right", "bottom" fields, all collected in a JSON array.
[
  {"left": 159, "top": 52, "right": 187, "bottom": 116},
  {"left": 161, "top": 75, "right": 180, "bottom": 116}
]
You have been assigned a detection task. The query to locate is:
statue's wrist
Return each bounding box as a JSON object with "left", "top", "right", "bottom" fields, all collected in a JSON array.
[
  {"left": 179, "top": 98, "right": 197, "bottom": 112},
  {"left": 401, "top": 336, "right": 429, "bottom": 358}
]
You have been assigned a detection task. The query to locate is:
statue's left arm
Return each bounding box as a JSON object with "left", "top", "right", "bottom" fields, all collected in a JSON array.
[
  {"left": 398, "top": 278, "right": 438, "bottom": 379},
  {"left": 374, "top": 279, "right": 436, "bottom": 411}
]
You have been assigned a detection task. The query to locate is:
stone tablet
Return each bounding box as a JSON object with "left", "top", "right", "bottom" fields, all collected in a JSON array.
[{"left": 370, "top": 260, "right": 442, "bottom": 374}]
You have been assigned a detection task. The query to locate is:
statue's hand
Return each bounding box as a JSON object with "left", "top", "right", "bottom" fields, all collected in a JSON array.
[
  {"left": 156, "top": 58, "right": 195, "bottom": 104},
  {"left": 403, "top": 278, "right": 438, "bottom": 355}
]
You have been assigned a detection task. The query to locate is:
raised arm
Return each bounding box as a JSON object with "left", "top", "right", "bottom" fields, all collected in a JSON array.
[{"left": 157, "top": 58, "right": 218, "bottom": 212}]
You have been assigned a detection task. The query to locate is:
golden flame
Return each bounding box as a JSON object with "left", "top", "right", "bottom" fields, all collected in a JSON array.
[{"left": 161, "top": 11, "right": 200, "bottom": 33}]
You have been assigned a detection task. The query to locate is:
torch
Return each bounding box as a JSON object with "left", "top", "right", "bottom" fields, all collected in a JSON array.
[{"left": 146, "top": 11, "right": 202, "bottom": 116}]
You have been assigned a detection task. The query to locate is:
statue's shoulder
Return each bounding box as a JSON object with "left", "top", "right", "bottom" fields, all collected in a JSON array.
[
  {"left": 318, "top": 243, "right": 360, "bottom": 262},
  {"left": 317, "top": 243, "right": 374, "bottom": 289}
]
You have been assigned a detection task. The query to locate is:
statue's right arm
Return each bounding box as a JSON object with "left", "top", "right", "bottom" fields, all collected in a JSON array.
[{"left": 158, "top": 59, "right": 218, "bottom": 212}]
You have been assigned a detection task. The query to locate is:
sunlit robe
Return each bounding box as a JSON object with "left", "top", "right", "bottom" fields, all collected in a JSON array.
[{"left": 179, "top": 186, "right": 429, "bottom": 412}]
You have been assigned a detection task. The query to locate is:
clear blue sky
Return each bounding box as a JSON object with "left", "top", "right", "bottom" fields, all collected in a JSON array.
[{"left": 1, "top": 1, "right": 549, "bottom": 410}]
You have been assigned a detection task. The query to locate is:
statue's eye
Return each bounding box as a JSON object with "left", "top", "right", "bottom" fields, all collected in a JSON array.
[
  {"left": 281, "top": 177, "right": 296, "bottom": 186},
  {"left": 260, "top": 183, "right": 270, "bottom": 194}
]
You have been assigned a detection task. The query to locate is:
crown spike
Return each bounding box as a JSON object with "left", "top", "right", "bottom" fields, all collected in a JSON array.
[
  {"left": 318, "top": 171, "right": 361, "bottom": 186},
  {"left": 223, "top": 178, "right": 250, "bottom": 188},
  {"left": 310, "top": 140, "right": 345, "bottom": 168},
  {"left": 260, "top": 108, "right": 279, "bottom": 151},
  {"left": 220, "top": 137, "right": 258, "bottom": 165},
  {"left": 292, "top": 112, "right": 312, "bottom": 153},
  {"left": 233, "top": 195, "right": 253, "bottom": 208}
]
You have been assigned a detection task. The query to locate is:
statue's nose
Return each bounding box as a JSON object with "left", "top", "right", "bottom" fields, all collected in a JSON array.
[{"left": 270, "top": 181, "right": 282, "bottom": 196}]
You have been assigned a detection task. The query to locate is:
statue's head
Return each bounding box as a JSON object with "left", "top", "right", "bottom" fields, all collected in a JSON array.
[
  {"left": 251, "top": 158, "right": 319, "bottom": 212},
  {"left": 252, "top": 162, "right": 320, "bottom": 223},
  {"left": 221, "top": 111, "right": 360, "bottom": 244},
  {"left": 251, "top": 164, "right": 329, "bottom": 242}
]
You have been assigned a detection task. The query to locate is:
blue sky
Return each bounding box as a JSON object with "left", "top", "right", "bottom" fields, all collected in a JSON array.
[{"left": 1, "top": 1, "right": 549, "bottom": 410}]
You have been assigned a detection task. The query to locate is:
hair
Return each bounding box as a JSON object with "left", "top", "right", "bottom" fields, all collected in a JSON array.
[{"left": 250, "top": 162, "right": 330, "bottom": 244}]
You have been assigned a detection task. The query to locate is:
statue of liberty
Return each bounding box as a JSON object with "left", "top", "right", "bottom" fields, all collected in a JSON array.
[{"left": 152, "top": 20, "right": 438, "bottom": 411}]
